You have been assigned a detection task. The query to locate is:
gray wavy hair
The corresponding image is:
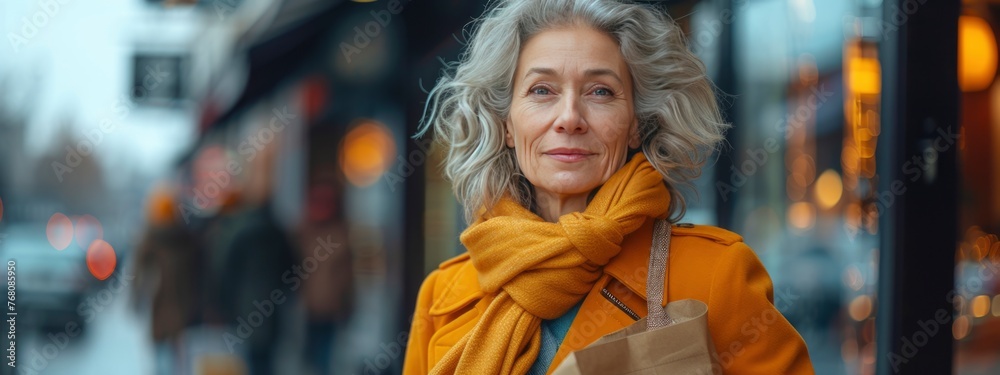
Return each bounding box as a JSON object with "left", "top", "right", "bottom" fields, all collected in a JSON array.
[{"left": 417, "top": 0, "right": 729, "bottom": 223}]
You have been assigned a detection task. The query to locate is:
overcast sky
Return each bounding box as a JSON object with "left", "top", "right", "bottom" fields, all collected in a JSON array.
[{"left": 1, "top": 0, "right": 198, "bottom": 189}]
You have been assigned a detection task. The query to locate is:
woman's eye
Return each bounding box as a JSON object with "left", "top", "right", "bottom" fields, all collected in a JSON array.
[
  {"left": 530, "top": 87, "right": 551, "bottom": 95},
  {"left": 594, "top": 88, "right": 613, "bottom": 96}
]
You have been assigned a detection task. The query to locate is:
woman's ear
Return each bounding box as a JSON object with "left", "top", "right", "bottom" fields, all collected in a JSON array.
[
  {"left": 505, "top": 119, "right": 515, "bottom": 148},
  {"left": 628, "top": 119, "right": 641, "bottom": 149}
]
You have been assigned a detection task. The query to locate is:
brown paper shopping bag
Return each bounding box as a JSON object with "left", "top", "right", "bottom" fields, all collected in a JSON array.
[{"left": 552, "top": 221, "right": 720, "bottom": 375}]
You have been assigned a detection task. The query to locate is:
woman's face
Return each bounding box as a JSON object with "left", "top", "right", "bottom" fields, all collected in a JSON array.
[{"left": 507, "top": 25, "right": 640, "bottom": 201}]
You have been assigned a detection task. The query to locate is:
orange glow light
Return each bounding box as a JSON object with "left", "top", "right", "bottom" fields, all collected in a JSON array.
[
  {"left": 971, "top": 294, "right": 991, "bottom": 318},
  {"left": 788, "top": 202, "right": 816, "bottom": 230},
  {"left": 848, "top": 56, "right": 881, "bottom": 95},
  {"left": 46, "top": 213, "right": 74, "bottom": 251},
  {"left": 959, "top": 16, "right": 998, "bottom": 92},
  {"left": 86, "top": 239, "right": 117, "bottom": 281},
  {"left": 341, "top": 120, "right": 396, "bottom": 187},
  {"left": 849, "top": 295, "right": 873, "bottom": 321},
  {"left": 815, "top": 169, "right": 844, "bottom": 209},
  {"left": 953, "top": 315, "right": 971, "bottom": 340}
]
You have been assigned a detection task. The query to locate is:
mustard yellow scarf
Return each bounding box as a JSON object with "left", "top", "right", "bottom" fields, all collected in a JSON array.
[{"left": 430, "top": 152, "right": 671, "bottom": 375}]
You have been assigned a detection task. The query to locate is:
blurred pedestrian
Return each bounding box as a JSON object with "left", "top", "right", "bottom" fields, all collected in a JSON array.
[
  {"left": 206, "top": 143, "right": 296, "bottom": 375},
  {"left": 217, "top": 200, "right": 297, "bottom": 375},
  {"left": 132, "top": 185, "right": 206, "bottom": 375},
  {"left": 297, "top": 219, "right": 352, "bottom": 375}
]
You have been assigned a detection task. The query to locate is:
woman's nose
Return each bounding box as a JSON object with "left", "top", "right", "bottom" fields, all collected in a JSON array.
[{"left": 554, "top": 96, "right": 588, "bottom": 134}]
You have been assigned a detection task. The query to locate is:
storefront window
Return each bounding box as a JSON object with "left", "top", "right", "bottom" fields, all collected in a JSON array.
[
  {"left": 955, "top": 9, "right": 1000, "bottom": 374},
  {"left": 691, "top": 1, "right": 886, "bottom": 373}
]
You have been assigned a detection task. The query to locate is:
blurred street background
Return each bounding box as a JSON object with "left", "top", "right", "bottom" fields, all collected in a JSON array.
[{"left": 0, "top": 0, "right": 998, "bottom": 374}]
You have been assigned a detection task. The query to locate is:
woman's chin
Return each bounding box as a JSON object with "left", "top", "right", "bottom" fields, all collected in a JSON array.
[{"left": 535, "top": 181, "right": 601, "bottom": 198}]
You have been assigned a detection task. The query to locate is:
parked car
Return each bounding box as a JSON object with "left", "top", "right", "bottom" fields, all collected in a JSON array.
[{"left": 1, "top": 223, "right": 92, "bottom": 333}]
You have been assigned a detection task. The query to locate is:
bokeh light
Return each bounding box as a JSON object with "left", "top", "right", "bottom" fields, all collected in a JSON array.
[
  {"left": 861, "top": 318, "right": 876, "bottom": 343},
  {"left": 848, "top": 295, "right": 873, "bottom": 321},
  {"left": 74, "top": 214, "right": 104, "bottom": 249},
  {"left": 843, "top": 264, "right": 864, "bottom": 291},
  {"left": 971, "top": 233, "right": 999, "bottom": 262},
  {"left": 340, "top": 120, "right": 396, "bottom": 187},
  {"left": 861, "top": 342, "right": 876, "bottom": 365},
  {"left": 86, "top": 239, "right": 117, "bottom": 281},
  {"left": 847, "top": 55, "right": 881, "bottom": 95},
  {"left": 953, "top": 315, "right": 972, "bottom": 340},
  {"left": 788, "top": 202, "right": 816, "bottom": 230},
  {"left": 815, "top": 169, "right": 844, "bottom": 209},
  {"left": 959, "top": 15, "right": 998, "bottom": 92},
  {"left": 993, "top": 295, "right": 1000, "bottom": 317},
  {"left": 972, "top": 294, "right": 991, "bottom": 318},
  {"left": 841, "top": 326, "right": 858, "bottom": 363},
  {"left": 46, "top": 213, "right": 74, "bottom": 251}
]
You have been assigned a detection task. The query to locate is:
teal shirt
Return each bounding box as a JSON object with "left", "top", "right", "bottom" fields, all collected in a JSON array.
[{"left": 528, "top": 302, "right": 582, "bottom": 375}]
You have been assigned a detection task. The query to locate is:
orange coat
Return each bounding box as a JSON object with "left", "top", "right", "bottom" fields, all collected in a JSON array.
[{"left": 403, "top": 219, "right": 815, "bottom": 374}]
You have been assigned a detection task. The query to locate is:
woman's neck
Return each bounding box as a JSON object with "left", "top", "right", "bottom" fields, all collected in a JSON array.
[{"left": 533, "top": 190, "right": 590, "bottom": 223}]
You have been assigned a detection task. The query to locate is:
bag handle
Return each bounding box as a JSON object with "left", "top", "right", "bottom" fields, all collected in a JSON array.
[{"left": 646, "top": 219, "right": 674, "bottom": 330}]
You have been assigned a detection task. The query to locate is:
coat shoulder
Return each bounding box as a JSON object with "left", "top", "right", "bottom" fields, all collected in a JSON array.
[
  {"left": 670, "top": 223, "right": 743, "bottom": 247},
  {"left": 420, "top": 252, "right": 473, "bottom": 290},
  {"left": 667, "top": 223, "right": 750, "bottom": 277},
  {"left": 437, "top": 252, "right": 472, "bottom": 272},
  {"left": 605, "top": 221, "right": 748, "bottom": 302},
  {"left": 420, "top": 252, "right": 483, "bottom": 316}
]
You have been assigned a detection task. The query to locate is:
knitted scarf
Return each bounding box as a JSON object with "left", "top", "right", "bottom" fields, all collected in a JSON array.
[{"left": 430, "top": 152, "right": 670, "bottom": 374}]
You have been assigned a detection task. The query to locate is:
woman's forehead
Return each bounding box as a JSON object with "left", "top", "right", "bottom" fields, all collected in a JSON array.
[{"left": 516, "top": 26, "right": 628, "bottom": 80}]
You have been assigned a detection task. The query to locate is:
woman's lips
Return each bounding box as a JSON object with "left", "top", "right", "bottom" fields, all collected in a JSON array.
[{"left": 544, "top": 148, "right": 595, "bottom": 162}]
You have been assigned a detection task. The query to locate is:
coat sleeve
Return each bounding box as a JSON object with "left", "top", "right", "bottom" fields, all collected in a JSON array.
[
  {"left": 403, "top": 269, "right": 440, "bottom": 375},
  {"left": 706, "top": 242, "right": 815, "bottom": 374}
]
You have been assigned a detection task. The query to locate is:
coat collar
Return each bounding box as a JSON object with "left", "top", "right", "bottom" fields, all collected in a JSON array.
[
  {"left": 428, "top": 254, "right": 484, "bottom": 316},
  {"left": 602, "top": 217, "right": 664, "bottom": 306}
]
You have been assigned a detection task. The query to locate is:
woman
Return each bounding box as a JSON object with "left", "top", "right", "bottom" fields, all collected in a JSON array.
[{"left": 404, "top": 0, "right": 814, "bottom": 374}]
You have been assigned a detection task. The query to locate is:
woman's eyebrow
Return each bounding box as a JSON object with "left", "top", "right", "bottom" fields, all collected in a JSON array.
[
  {"left": 524, "top": 67, "right": 557, "bottom": 80},
  {"left": 583, "top": 68, "right": 624, "bottom": 86}
]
